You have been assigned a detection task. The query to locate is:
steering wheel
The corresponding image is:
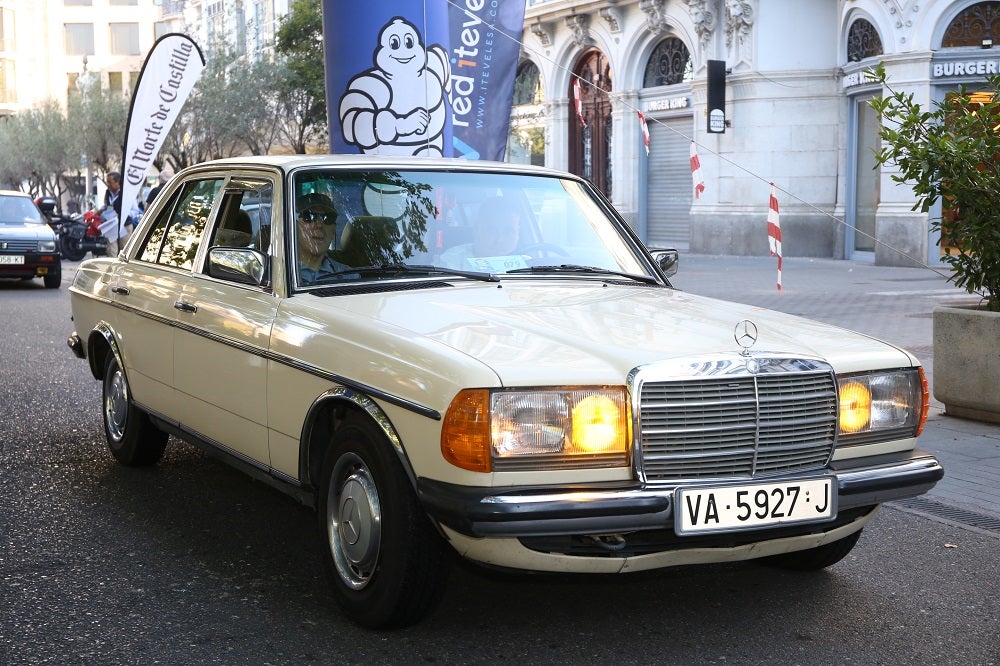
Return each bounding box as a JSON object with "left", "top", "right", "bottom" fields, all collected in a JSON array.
[{"left": 521, "top": 242, "right": 570, "bottom": 258}]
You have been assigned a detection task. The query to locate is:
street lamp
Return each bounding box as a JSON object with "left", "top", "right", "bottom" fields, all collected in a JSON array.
[{"left": 76, "top": 55, "right": 98, "bottom": 211}]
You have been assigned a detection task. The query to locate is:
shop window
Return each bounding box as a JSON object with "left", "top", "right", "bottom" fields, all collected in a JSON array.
[
  {"left": 508, "top": 61, "right": 545, "bottom": 166},
  {"left": 513, "top": 62, "right": 543, "bottom": 105},
  {"left": 643, "top": 38, "right": 692, "bottom": 88},
  {"left": 847, "top": 19, "right": 883, "bottom": 62},
  {"left": 942, "top": 1, "right": 1000, "bottom": 47}
]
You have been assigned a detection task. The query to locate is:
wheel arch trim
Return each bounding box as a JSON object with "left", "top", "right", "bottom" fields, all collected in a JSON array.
[
  {"left": 300, "top": 388, "right": 419, "bottom": 493},
  {"left": 86, "top": 322, "right": 123, "bottom": 381}
]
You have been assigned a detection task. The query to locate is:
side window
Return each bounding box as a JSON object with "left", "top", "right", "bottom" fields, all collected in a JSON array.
[
  {"left": 208, "top": 179, "right": 273, "bottom": 253},
  {"left": 138, "top": 178, "right": 223, "bottom": 269}
]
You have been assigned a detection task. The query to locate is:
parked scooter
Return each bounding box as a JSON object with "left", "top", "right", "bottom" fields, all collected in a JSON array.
[
  {"left": 34, "top": 196, "right": 109, "bottom": 261},
  {"left": 58, "top": 210, "right": 109, "bottom": 261}
]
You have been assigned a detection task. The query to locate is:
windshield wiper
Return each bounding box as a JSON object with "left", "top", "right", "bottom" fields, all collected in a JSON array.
[
  {"left": 506, "top": 264, "right": 660, "bottom": 285},
  {"left": 316, "top": 263, "right": 499, "bottom": 283}
]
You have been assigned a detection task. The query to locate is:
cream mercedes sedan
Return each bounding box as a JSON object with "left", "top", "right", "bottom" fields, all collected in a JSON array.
[{"left": 68, "top": 156, "right": 943, "bottom": 628}]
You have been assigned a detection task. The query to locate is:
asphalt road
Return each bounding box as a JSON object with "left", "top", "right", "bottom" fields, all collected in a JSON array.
[{"left": 1, "top": 268, "right": 998, "bottom": 665}]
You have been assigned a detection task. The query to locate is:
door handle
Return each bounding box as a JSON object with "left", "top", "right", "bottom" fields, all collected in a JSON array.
[
  {"left": 111, "top": 285, "right": 130, "bottom": 296},
  {"left": 173, "top": 301, "right": 198, "bottom": 313}
]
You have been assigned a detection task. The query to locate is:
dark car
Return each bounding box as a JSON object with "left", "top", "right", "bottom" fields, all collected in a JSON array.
[{"left": 0, "top": 190, "right": 61, "bottom": 288}]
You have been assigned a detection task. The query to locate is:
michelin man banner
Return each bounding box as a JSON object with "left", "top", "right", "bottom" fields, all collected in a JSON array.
[{"left": 323, "top": 0, "right": 526, "bottom": 161}]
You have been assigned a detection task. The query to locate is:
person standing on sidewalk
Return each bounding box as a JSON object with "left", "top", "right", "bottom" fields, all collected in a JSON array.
[
  {"left": 101, "top": 172, "right": 132, "bottom": 256},
  {"left": 145, "top": 167, "right": 174, "bottom": 208}
]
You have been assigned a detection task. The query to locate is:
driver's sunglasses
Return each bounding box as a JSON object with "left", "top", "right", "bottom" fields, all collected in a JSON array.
[{"left": 299, "top": 209, "right": 337, "bottom": 226}]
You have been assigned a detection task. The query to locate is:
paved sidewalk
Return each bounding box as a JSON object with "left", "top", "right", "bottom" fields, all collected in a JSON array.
[{"left": 670, "top": 254, "right": 1000, "bottom": 523}]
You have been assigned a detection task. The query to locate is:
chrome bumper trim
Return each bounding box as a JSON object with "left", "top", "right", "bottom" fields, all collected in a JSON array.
[{"left": 418, "top": 449, "right": 943, "bottom": 538}]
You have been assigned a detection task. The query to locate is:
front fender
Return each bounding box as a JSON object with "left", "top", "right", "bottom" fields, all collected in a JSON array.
[{"left": 299, "top": 387, "right": 417, "bottom": 495}]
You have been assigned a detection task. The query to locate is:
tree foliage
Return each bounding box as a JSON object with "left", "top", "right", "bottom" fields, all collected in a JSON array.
[
  {"left": 274, "top": 0, "right": 328, "bottom": 153},
  {"left": 870, "top": 64, "right": 1000, "bottom": 311}
]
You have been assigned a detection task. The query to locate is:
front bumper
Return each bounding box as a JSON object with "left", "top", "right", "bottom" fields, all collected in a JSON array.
[{"left": 418, "top": 449, "right": 943, "bottom": 539}]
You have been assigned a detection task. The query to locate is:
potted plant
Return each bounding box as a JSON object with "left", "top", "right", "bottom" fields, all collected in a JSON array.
[{"left": 869, "top": 64, "right": 1000, "bottom": 423}]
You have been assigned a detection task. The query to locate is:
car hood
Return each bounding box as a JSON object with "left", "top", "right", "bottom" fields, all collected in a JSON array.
[
  {"left": 0, "top": 223, "right": 55, "bottom": 240},
  {"left": 332, "top": 280, "right": 915, "bottom": 386}
]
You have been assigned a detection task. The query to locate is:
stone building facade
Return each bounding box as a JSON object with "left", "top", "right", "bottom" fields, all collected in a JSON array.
[{"left": 512, "top": 0, "right": 1000, "bottom": 265}]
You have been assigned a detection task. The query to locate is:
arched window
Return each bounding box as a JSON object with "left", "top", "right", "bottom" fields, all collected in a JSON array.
[
  {"left": 508, "top": 61, "right": 545, "bottom": 166},
  {"left": 942, "top": 1, "right": 1000, "bottom": 47},
  {"left": 513, "top": 61, "right": 543, "bottom": 106},
  {"left": 847, "top": 19, "right": 883, "bottom": 62},
  {"left": 643, "top": 38, "right": 692, "bottom": 88},
  {"left": 570, "top": 49, "right": 613, "bottom": 196}
]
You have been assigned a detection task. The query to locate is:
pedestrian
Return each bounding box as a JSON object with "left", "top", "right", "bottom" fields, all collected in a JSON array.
[
  {"left": 146, "top": 166, "right": 174, "bottom": 207},
  {"left": 101, "top": 171, "right": 131, "bottom": 256}
]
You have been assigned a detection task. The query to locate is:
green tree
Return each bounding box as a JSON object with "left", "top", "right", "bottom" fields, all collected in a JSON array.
[
  {"left": 870, "top": 64, "right": 1000, "bottom": 311},
  {"left": 0, "top": 100, "right": 79, "bottom": 201},
  {"left": 274, "top": 0, "right": 327, "bottom": 153},
  {"left": 68, "top": 80, "right": 129, "bottom": 177}
]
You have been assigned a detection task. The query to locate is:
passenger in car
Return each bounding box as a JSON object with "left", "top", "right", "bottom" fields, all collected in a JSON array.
[
  {"left": 214, "top": 209, "right": 254, "bottom": 247},
  {"left": 439, "top": 197, "right": 521, "bottom": 270},
  {"left": 296, "top": 192, "right": 351, "bottom": 285}
]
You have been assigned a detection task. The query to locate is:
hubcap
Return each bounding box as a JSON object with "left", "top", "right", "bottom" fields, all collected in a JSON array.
[
  {"left": 105, "top": 367, "right": 128, "bottom": 443},
  {"left": 327, "top": 454, "right": 381, "bottom": 590}
]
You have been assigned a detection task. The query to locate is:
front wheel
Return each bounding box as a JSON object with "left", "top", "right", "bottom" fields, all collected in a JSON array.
[
  {"left": 318, "top": 415, "right": 450, "bottom": 629},
  {"left": 43, "top": 268, "right": 61, "bottom": 289},
  {"left": 765, "top": 529, "right": 863, "bottom": 571},
  {"left": 102, "top": 353, "right": 168, "bottom": 466},
  {"left": 60, "top": 235, "right": 87, "bottom": 261}
]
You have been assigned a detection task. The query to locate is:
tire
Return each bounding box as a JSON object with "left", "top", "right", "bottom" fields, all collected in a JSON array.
[
  {"left": 765, "top": 529, "right": 863, "bottom": 571},
  {"left": 43, "top": 268, "right": 61, "bottom": 289},
  {"left": 318, "top": 414, "right": 450, "bottom": 629},
  {"left": 102, "top": 353, "right": 168, "bottom": 466},
  {"left": 60, "top": 235, "right": 87, "bottom": 261}
]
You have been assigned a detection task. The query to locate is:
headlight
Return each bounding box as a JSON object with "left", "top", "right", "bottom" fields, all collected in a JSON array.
[
  {"left": 38, "top": 240, "right": 57, "bottom": 252},
  {"left": 837, "top": 368, "right": 928, "bottom": 445},
  {"left": 441, "top": 387, "right": 631, "bottom": 472}
]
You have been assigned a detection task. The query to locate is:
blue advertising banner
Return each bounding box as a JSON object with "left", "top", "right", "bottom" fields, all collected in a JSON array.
[{"left": 322, "top": 0, "right": 525, "bottom": 161}]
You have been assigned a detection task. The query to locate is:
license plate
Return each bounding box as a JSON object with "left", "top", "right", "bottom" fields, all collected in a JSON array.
[
  {"left": 675, "top": 477, "right": 835, "bottom": 535},
  {"left": 0, "top": 255, "right": 24, "bottom": 264}
]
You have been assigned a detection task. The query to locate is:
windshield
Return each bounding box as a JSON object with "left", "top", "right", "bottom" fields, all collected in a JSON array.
[
  {"left": 290, "top": 169, "right": 652, "bottom": 287},
  {"left": 0, "top": 195, "right": 44, "bottom": 226}
]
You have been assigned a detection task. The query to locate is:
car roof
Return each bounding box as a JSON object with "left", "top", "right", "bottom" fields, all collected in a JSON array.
[
  {"left": 179, "top": 155, "right": 579, "bottom": 181},
  {"left": 0, "top": 190, "right": 33, "bottom": 198}
]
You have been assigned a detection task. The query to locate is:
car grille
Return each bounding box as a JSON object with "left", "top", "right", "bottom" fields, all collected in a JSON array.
[
  {"left": 1, "top": 239, "right": 38, "bottom": 253},
  {"left": 636, "top": 357, "right": 838, "bottom": 485}
]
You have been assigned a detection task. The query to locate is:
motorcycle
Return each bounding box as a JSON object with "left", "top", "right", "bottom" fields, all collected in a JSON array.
[
  {"left": 34, "top": 197, "right": 109, "bottom": 261},
  {"left": 58, "top": 210, "right": 109, "bottom": 261}
]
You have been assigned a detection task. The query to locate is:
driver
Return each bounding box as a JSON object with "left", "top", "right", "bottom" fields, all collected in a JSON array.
[
  {"left": 439, "top": 197, "right": 521, "bottom": 270},
  {"left": 296, "top": 192, "right": 351, "bottom": 285}
]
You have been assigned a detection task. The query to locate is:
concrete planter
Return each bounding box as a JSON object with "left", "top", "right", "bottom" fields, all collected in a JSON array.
[{"left": 933, "top": 303, "right": 1000, "bottom": 423}]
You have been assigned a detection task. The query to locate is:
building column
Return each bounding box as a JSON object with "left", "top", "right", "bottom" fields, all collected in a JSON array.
[
  {"left": 610, "top": 89, "right": 641, "bottom": 231},
  {"left": 545, "top": 98, "right": 570, "bottom": 173}
]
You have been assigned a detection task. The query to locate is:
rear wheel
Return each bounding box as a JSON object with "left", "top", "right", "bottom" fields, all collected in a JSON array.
[
  {"left": 766, "top": 529, "right": 863, "bottom": 571},
  {"left": 318, "top": 414, "right": 450, "bottom": 629},
  {"left": 102, "top": 353, "right": 168, "bottom": 466},
  {"left": 60, "top": 235, "right": 86, "bottom": 261}
]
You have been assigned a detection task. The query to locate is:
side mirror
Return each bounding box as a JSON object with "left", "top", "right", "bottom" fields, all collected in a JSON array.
[
  {"left": 649, "top": 248, "right": 679, "bottom": 278},
  {"left": 207, "top": 247, "right": 267, "bottom": 286}
]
